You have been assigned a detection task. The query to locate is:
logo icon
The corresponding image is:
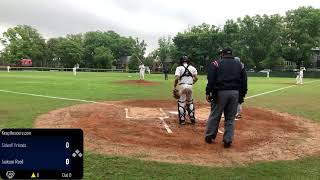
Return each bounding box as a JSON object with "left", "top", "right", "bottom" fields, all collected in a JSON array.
[
  {"left": 6, "top": 171, "right": 15, "bottom": 179},
  {"left": 72, "top": 149, "right": 83, "bottom": 158}
]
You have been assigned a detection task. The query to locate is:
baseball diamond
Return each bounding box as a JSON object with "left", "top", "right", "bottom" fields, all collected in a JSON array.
[
  {"left": 1, "top": 71, "right": 320, "bottom": 179},
  {"left": 1, "top": 3, "right": 320, "bottom": 178}
]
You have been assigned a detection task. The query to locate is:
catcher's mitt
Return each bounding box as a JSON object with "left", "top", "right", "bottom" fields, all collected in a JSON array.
[{"left": 173, "top": 89, "right": 180, "bottom": 99}]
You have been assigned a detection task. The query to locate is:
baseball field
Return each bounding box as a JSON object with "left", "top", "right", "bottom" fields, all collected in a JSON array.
[{"left": 1, "top": 71, "right": 320, "bottom": 179}]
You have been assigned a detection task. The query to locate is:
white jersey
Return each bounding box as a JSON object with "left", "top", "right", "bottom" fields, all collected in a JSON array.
[
  {"left": 175, "top": 63, "right": 197, "bottom": 85},
  {"left": 299, "top": 70, "right": 304, "bottom": 78},
  {"left": 139, "top": 65, "right": 145, "bottom": 72}
]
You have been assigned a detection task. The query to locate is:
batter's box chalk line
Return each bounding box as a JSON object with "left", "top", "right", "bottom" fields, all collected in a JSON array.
[
  {"left": 159, "top": 117, "right": 173, "bottom": 134},
  {"left": 124, "top": 107, "right": 173, "bottom": 134},
  {"left": 124, "top": 108, "right": 134, "bottom": 119},
  {"left": 159, "top": 108, "right": 170, "bottom": 119}
]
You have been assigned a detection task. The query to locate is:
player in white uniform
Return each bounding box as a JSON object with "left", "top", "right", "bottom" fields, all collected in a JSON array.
[
  {"left": 7, "top": 66, "right": 10, "bottom": 72},
  {"left": 73, "top": 67, "right": 77, "bottom": 76},
  {"left": 174, "top": 56, "right": 198, "bottom": 125},
  {"left": 73, "top": 63, "right": 79, "bottom": 76},
  {"left": 296, "top": 67, "right": 305, "bottom": 84},
  {"left": 146, "top": 66, "right": 151, "bottom": 74},
  {"left": 139, "top": 64, "right": 146, "bottom": 80}
]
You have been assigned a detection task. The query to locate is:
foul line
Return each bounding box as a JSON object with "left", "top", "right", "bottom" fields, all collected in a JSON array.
[
  {"left": 0, "top": 89, "right": 98, "bottom": 103},
  {"left": 245, "top": 80, "right": 319, "bottom": 100}
]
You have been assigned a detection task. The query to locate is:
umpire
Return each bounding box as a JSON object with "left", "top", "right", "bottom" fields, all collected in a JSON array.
[{"left": 205, "top": 48, "right": 248, "bottom": 148}]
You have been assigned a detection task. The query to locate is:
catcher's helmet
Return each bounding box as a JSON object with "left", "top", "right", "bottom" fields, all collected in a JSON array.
[{"left": 180, "top": 55, "right": 189, "bottom": 64}]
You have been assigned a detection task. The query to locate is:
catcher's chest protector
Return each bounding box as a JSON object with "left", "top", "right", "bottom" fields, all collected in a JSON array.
[{"left": 180, "top": 65, "right": 192, "bottom": 80}]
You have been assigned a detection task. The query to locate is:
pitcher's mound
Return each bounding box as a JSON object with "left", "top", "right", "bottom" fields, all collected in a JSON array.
[
  {"left": 34, "top": 100, "right": 320, "bottom": 166},
  {"left": 114, "top": 80, "right": 160, "bottom": 86}
]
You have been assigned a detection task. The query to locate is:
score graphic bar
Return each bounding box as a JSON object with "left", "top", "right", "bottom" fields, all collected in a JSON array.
[{"left": 0, "top": 129, "right": 83, "bottom": 179}]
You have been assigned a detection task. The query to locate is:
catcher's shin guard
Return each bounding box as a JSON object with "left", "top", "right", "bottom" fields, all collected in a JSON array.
[
  {"left": 177, "top": 100, "right": 186, "bottom": 125},
  {"left": 186, "top": 99, "right": 195, "bottom": 123}
]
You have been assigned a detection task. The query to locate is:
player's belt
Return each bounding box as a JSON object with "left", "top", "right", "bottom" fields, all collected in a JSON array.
[{"left": 179, "top": 83, "right": 193, "bottom": 85}]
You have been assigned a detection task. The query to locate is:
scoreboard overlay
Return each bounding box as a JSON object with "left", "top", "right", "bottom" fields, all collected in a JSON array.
[{"left": 0, "top": 129, "right": 83, "bottom": 179}]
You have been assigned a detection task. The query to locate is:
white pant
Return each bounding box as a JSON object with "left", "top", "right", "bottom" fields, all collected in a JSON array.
[
  {"left": 237, "top": 104, "right": 242, "bottom": 115},
  {"left": 177, "top": 84, "right": 195, "bottom": 121},
  {"left": 177, "top": 84, "right": 193, "bottom": 102},
  {"left": 296, "top": 75, "right": 303, "bottom": 84},
  {"left": 139, "top": 71, "right": 145, "bottom": 80}
]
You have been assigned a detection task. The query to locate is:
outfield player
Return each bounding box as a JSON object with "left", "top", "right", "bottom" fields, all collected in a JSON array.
[
  {"left": 7, "top": 66, "right": 10, "bottom": 72},
  {"left": 139, "top": 63, "right": 146, "bottom": 80},
  {"left": 146, "top": 66, "right": 151, "bottom": 74},
  {"left": 296, "top": 67, "right": 305, "bottom": 85},
  {"left": 173, "top": 56, "right": 198, "bottom": 125},
  {"left": 73, "top": 66, "right": 77, "bottom": 76}
]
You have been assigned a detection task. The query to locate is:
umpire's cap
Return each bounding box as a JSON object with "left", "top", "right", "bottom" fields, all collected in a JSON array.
[{"left": 222, "top": 48, "right": 233, "bottom": 55}]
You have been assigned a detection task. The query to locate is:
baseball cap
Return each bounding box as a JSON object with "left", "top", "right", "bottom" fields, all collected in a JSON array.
[{"left": 222, "top": 48, "right": 233, "bottom": 55}]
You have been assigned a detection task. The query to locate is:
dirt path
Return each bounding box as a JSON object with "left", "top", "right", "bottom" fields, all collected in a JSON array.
[{"left": 34, "top": 100, "right": 320, "bottom": 166}]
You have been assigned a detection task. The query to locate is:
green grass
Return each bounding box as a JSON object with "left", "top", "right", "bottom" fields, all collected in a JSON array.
[{"left": 0, "top": 71, "right": 319, "bottom": 179}]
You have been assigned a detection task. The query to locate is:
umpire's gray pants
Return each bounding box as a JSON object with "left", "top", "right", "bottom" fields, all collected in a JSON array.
[{"left": 205, "top": 90, "right": 239, "bottom": 143}]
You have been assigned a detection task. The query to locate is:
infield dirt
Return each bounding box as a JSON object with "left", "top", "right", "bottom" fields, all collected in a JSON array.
[{"left": 35, "top": 100, "right": 320, "bottom": 166}]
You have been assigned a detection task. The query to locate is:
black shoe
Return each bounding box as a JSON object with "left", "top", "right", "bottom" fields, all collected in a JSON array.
[
  {"left": 190, "top": 118, "right": 196, "bottom": 124},
  {"left": 179, "top": 120, "right": 186, "bottom": 125},
  {"left": 205, "top": 136, "right": 213, "bottom": 144},
  {"left": 223, "top": 142, "right": 232, "bottom": 148}
]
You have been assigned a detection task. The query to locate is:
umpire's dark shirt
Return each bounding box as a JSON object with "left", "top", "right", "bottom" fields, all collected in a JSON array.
[{"left": 206, "top": 56, "right": 248, "bottom": 97}]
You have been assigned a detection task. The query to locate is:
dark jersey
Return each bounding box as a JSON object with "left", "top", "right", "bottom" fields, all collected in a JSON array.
[{"left": 206, "top": 57, "right": 247, "bottom": 96}]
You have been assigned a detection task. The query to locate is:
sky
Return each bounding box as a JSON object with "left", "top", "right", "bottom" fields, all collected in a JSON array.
[{"left": 0, "top": 0, "right": 319, "bottom": 54}]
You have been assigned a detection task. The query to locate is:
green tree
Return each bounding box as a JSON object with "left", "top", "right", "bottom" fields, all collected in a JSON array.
[
  {"left": 47, "top": 37, "right": 64, "bottom": 67},
  {"left": 0, "top": 25, "right": 47, "bottom": 66},
  {"left": 236, "top": 14, "right": 284, "bottom": 69},
  {"left": 47, "top": 36, "right": 84, "bottom": 68},
  {"left": 93, "top": 46, "right": 114, "bottom": 68},
  {"left": 283, "top": 6, "right": 320, "bottom": 67},
  {"left": 83, "top": 31, "right": 136, "bottom": 67},
  {"left": 129, "top": 38, "right": 147, "bottom": 70},
  {"left": 173, "top": 23, "right": 222, "bottom": 69},
  {"left": 128, "top": 55, "right": 140, "bottom": 70}
]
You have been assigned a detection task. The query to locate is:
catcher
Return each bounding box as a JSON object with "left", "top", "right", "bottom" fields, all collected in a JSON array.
[{"left": 173, "top": 56, "right": 198, "bottom": 125}]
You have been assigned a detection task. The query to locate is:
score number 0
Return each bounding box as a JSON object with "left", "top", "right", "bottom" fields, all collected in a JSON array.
[{"left": 66, "top": 142, "right": 69, "bottom": 165}]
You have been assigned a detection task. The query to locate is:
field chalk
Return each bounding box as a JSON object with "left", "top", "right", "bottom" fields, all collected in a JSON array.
[
  {"left": 159, "top": 108, "right": 169, "bottom": 119},
  {"left": 245, "top": 80, "right": 319, "bottom": 100},
  {"left": 124, "top": 108, "right": 134, "bottom": 119},
  {"left": 159, "top": 117, "right": 172, "bottom": 134}
]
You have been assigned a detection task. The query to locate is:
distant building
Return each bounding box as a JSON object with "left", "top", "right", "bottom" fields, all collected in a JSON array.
[{"left": 283, "top": 60, "right": 297, "bottom": 70}]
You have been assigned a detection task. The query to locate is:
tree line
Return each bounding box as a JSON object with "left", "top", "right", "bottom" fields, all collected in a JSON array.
[
  {"left": 151, "top": 6, "right": 320, "bottom": 71},
  {"left": 1, "top": 6, "right": 319, "bottom": 71},
  {"left": 0, "top": 26, "right": 146, "bottom": 68}
]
